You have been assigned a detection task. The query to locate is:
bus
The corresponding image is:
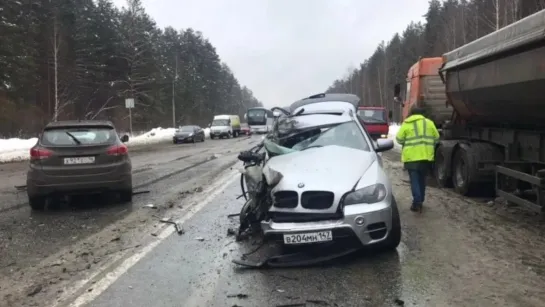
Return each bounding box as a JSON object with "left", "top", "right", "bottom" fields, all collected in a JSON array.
[{"left": 245, "top": 107, "right": 274, "bottom": 134}]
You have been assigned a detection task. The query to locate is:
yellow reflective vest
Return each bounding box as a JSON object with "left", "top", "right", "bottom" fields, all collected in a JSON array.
[{"left": 395, "top": 114, "right": 440, "bottom": 163}]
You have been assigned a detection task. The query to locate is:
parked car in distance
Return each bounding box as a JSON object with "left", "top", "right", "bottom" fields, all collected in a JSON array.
[
  {"left": 209, "top": 114, "right": 241, "bottom": 139},
  {"left": 26, "top": 120, "right": 132, "bottom": 210},
  {"left": 241, "top": 123, "right": 251, "bottom": 136},
  {"left": 173, "top": 125, "right": 205, "bottom": 144}
]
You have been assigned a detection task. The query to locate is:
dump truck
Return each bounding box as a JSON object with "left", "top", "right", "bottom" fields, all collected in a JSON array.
[{"left": 394, "top": 9, "right": 545, "bottom": 212}]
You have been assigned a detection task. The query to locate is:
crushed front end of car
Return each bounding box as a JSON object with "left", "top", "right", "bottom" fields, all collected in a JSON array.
[{"left": 232, "top": 99, "right": 400, "bottom": 268}]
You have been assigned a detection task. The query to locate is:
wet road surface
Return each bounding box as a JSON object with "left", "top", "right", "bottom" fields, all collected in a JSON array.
[
  {"left": 5, "top": 143, "right": 545, "bottom": 307},
  {"left": 44, "top": 149, "right": 545, "bottom": 307},
  {"left": 0, "top": 136, "right": 258, "bottom": 307}
]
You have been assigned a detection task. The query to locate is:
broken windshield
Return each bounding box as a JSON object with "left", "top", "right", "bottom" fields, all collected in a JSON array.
[{"left": 265, "top": 121, "right": 370, "bottom": 155}]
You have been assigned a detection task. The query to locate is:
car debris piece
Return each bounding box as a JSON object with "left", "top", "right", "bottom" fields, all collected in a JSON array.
[
  {"left": 159, "top": 219, "right": 184, "bottom": 234},
  {"left": 143, "top": 204, "right": 157, "bottom": 209},
  {"left": 394, "top": 298, "right": 405, "bottom": 306},
  {"left": 195, "top": 237, "right": 205, "bottom": 241},
  {"left": 306, "top": 299, "right": 329, "bottom": 306},
  {"left": 227, "top": 294, "right": 248, "bottom": 299},
  {"left": 132, "top": 190, "right": 150, "bottom": 196},
  {"left": 15, "top": 185, "right": 26, "bottom": 191}
]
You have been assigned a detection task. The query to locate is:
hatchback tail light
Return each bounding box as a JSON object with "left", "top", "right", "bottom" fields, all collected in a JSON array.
[
  {"left": 107, "top": 144, "right": 128, "bottom": 156},
  {"left": 30, "top": 147, "right": 53, "bottom": 160}
]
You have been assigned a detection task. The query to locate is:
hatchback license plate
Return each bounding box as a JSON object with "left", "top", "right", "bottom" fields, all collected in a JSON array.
[
  {"left": 283, "top": 231, "right": 333, "bottom": 245},
  {"left": 64, "top": 157, "right": 95, "bottom": 165}
]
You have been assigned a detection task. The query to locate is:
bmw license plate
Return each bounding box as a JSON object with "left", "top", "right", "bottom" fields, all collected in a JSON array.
[
  {"left": 283, "top": 231, "right": 333, "bottom": 244},
  {"left": 64, "top": 156, "right": 95, "bottom": 165}
]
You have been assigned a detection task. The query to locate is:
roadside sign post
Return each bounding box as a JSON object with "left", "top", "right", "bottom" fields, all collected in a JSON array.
[{"left": 125, "top": 98, "right": 135, "bottom": 136}]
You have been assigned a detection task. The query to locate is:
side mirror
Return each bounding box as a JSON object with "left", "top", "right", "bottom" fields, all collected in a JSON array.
[
  {"left": 394, "top": 83, "right": 401, "bottom": 96},
  {"left": 120, "top": 134, "right": 129, "bottom": 143},
  {"left": 375, "top": 139, "right": 394, "bottom": 153},
  {"left": 388, "top": 110, "right": 393, "bottom": 120},
  {"left": 394, "top": 83, "right": 403, "bottom": 105}
]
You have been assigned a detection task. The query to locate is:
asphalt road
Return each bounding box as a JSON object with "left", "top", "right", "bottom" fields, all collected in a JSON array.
[
  {"left": 4, "top": 143, "right": 545, "bottom": 307},
  {"left": 0, "top": 135, "right": 259, "bottom": 307}
]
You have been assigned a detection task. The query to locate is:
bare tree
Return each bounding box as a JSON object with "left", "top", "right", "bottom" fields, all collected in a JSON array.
[{"left": 51, "top": 9, "right": 61, "bottom": 121}]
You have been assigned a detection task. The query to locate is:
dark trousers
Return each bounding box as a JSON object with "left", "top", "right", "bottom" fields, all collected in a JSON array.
[{"left": 407, "top": 169, "right": 427, "bottom": 206}]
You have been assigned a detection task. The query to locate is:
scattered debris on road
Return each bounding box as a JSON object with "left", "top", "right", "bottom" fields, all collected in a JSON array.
[
  {"left": 132, "top": 190, "right": 150, "bottom": 196},
  {"left": 143, "top": 204, "right": 157, "bottom": 209},
  {"left": 227, "top": 293, "right": 248, "bottom": 299},
  {"left": 159, "top": 218, "right": 184, "bottom": 234},
  {"left": 394, "top": 298, "right": 405, "bottom": 305},
  {"left": 195, "top": 237, "right": 205, "bottom": 241},
  {"left": 227, "top": 228, "right": 236, "bottom": 236},
  {"left": 14, "top": 185, "right": 26, "bottom": 191},
  {"left": 26, "top": 284, "right": 42, "bottom": 297}
]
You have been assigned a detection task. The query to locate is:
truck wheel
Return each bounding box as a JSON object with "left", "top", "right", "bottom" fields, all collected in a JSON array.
[
  {"left": 452, "top": 147, "right": 475, "bottom": 196},
  {"left": 29, "top": 195, "right": 46, "bottom": 211},
  {"left": 434, "top": 146, "right": 452, "bottom": 188}
]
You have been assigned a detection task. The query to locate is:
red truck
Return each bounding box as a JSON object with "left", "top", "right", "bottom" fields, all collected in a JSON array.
[
  {"left": 357, "top": 106, "right": 392, "bottom": 140},
  {"left": 394, "top": 9, "right": 545, "bottom": 212}
]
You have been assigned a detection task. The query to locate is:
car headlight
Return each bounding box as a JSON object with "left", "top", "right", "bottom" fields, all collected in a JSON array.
[
  {"left": 343, "top": 183, "right": 387, "bottom": 205},
  {"left": 189, "top": 133, "right": 194, "bottom": 137}
]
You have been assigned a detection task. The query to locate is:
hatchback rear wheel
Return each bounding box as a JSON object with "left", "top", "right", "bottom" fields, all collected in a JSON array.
[
  {"left": 28, "top": 195, "right": 46, "bottom": 211},
  {"left": 119, "top": 189, "right": 133, "bottom": 203}
]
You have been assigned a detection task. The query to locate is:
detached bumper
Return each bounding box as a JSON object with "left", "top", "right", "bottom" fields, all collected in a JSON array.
[{"left": 261, "top": 202, "right": 393, "bottom": 246}]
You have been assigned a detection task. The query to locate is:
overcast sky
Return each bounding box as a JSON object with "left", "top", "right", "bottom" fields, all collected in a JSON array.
[{"left": 112, "top": 0, "right": 429, "bottom": 107}]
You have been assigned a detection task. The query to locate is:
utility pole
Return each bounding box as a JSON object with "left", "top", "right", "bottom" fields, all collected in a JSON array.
[{"left": 172, "top": 55, "right": 178, "bottom": 128}]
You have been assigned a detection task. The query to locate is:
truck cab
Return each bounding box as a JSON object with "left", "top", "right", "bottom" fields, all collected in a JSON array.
[
  {"left": 398, "top": 57, "right": 449, "bottom": 128},
  {"left": 356, "top": 106, "right": 391, "bottom": 140}
]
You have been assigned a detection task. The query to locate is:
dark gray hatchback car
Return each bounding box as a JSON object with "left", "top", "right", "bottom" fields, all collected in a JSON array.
[{"left": 26, "top": 120, "right": 132, "bottom": 210}]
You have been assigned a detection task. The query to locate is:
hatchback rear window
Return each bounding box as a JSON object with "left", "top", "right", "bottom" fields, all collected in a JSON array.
[{"left": 41, "top": 127, "right": 117, "bottom": 146}]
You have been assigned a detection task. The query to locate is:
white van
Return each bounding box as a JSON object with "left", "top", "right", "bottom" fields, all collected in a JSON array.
[{"left": 209, "top": 114, "right": 241, "bottom": 139}]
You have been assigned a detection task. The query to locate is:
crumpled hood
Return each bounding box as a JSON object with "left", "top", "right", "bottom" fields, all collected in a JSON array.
[{"left": 265, "top": 145, "right": 376, "bottom": 192}]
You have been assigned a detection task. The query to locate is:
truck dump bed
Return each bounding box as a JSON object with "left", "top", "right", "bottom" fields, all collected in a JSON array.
[{"left": 440, "top": 9, "right": 545, "bottom": 129}]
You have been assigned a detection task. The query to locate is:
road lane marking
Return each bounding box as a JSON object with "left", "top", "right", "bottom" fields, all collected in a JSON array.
[{"left": 61, "top": 169, "right": 239, "bottom": 307}]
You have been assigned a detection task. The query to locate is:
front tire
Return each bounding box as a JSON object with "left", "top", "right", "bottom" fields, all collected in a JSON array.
[
  {"left": 377, "top": 196, "right": 401, "bottom": 251},
  {"left": 452, "top": 147, "right": 474, "bottom": 196},
  {"left": 434, "top": 145, "right": 452, "bottom": 188}
]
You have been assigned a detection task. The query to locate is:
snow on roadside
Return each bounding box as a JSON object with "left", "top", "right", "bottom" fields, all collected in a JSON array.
[
  {"left": 127, "top": 127, "right": 176, "bottom": 145},
  {"left": 0, "top": 138, "right": 39, "bottom": 163},
  {"left": 388, "top": 123, "right": 401, "bottom": 150}
]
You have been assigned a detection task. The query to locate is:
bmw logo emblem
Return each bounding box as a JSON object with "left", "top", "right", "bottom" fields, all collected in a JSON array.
[{"left": 297, "top": 183, "right": 305, "bottom": 188}]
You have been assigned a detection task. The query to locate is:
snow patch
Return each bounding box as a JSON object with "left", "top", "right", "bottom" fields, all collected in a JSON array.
[
  {"left": 127, "top": 127, "right": 175, "bottom": 145},
  {"left": 0, "top": 138, "right": 39, "bottom": 163},
  {"left": 388, "top": 123, "right": 401, "bottom": 150}
]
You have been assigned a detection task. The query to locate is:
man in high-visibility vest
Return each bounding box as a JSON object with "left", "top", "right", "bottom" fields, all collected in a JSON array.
[{"left": 395, "top": 107, "right": 440, "bottom": 212}]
